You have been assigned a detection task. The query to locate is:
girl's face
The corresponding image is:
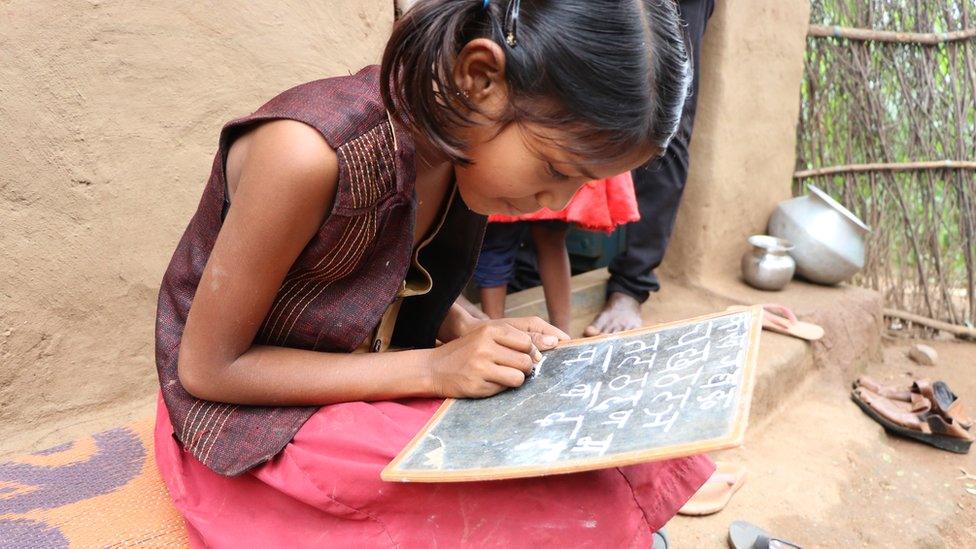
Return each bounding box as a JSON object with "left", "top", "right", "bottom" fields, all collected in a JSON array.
[
  {"left": 448, "top": 39, "right": 656, "bottom": 217},
  {"left": 454, "top": 122, "right": 655, "bottom": 216}
]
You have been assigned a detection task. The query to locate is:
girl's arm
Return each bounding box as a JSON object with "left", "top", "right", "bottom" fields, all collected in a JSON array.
[{"left": 177, "top": 120, "right": 561, "bottom": 406}]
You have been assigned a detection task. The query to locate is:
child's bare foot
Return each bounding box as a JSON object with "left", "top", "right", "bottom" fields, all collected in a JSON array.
[{"left": 584, "top": 292, "right": 643, "bottom": 336}]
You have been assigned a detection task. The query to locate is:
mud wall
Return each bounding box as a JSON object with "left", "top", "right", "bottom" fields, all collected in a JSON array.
[
  {"left": 0, "top": 0, "right": 393, "bottom": 446},
  {"left": 0, "top": 0, "right": 813, "bottom": 448},
  {"left": 661, "top": 0, "right": 812, "bottom": 284}
]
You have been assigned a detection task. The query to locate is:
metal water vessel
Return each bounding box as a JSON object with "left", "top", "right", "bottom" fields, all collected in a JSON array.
[{"left": 768, "top": 184, "right": 870, "bottom": 285}]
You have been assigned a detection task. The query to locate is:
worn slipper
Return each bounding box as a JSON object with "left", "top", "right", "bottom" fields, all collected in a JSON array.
[
  {"left": 679, "top": 462, "right": 747, "bottom": 516},
  {"left": 765, "top": 318, "right": 824, "bottom": 341},
  {"left": 760, "top": 303, "right": 824, "bottom": 341},
  {"left": 852, "top": 387, "right": 973, "bottom": 454},
  {"left": 853, "top": 377, "right": 973, "bottom": 429},
  {"left": 728, "top": 521, "right": 802, "bottom": 548},
  {"left": 726, "top": 305, "right": 824, "bottom": 341}
]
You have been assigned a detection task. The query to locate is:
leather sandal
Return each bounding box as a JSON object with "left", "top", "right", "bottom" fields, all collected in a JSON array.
[
  {"left": 924, "top": 380, "right": 973, "bottom": 430},
  {"left": 852, "top": 387, "right": 973, "bottom": 454},
  {"left": 853, "top": 377, "right": 973, "bottom": 429},
  {"left": 853, "top": 376, "right": 913, "bottom": 401}
]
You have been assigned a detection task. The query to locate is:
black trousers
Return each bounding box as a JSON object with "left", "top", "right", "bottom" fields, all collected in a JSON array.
[{"left": 606, "top": 0, "right": 716, "bottom": 303}]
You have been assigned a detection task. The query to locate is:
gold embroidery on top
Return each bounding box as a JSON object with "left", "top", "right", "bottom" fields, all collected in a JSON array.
[
  {"left": 261, "top": 214, "right": 365, "bottom": 341},
  {"left": 200, "top": 404, "right": 239, "bottom": 465},
  {"left": 279, "top": 211, "right": 377, "bottom": 344},
  {"left": 258, "top": 121, "right": 397, "bottom": 346}
]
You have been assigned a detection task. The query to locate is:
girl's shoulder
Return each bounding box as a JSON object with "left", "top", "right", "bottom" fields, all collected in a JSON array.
[
  {"left": 222, "top": 65, "right": 411, "bottom": 212},
  {"left": 227, "top": 65, "right": 389, "bottom": 153}
]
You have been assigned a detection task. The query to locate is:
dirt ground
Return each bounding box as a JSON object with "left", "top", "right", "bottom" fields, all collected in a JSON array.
[{"left": 670, "top": 338, "right": 976, "bottom": 548}]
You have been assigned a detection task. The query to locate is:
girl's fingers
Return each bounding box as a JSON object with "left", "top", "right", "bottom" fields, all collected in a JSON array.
[
  {"left": 475, "top": 380, "right": 508, "bottom": 397},
  {"left": 505, "top": 316, "right": 570, "bottom": 347},
  {"left": 491, "top": 324, "right": 536, "bottom": 354},
  {"left": 491, "top": 346, "right": 536, "bottom": 373},
  {"left": 484, "top": 364, "right": 527, "bottom": 388},
  {"left": 528, "top": 331, "right": 561, "bottom": 352}
]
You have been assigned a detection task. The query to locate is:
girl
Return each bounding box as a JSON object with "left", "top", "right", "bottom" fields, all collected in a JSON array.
[
  {"left": 154, "top": 1, "right": 713, "bottom": 547},
  {"left": 476, "top": 173, "right": 640, "bottom": 334}
]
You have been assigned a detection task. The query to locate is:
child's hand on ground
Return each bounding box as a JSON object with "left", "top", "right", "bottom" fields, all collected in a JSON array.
[{"left": 428, "top": 318, "right": 569, "bottom": 399}]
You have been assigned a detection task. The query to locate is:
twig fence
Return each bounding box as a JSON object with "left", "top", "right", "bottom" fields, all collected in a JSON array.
[{"left": 796, "top": 1, "right": 976, "bottom": 332}]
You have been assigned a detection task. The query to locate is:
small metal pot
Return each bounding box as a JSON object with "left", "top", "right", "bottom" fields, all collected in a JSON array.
[{"left": 741, "top": 235, "right": 796, "bottom": 291}]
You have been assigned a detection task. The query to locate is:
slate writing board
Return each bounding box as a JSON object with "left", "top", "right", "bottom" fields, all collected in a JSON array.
[{"left": 382, "top": 307, "right": 763, "bottom": 482}]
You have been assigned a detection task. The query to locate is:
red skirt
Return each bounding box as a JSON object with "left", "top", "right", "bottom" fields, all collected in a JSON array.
[
  {"left": 488, "top": 173, "right": 640, "bottom": 233},
  {"left": 155, "top": 393, "right": 713, "bottom": 548}
]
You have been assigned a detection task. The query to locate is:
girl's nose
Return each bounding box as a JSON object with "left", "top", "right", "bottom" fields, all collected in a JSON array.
[{"left": 538, "top": 185, "right": 579, "bottom": 212}]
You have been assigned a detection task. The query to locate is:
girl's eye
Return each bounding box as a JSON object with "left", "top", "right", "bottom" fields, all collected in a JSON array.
[{"left": 546, "top": 163, "right": 570, "bottom": 181}]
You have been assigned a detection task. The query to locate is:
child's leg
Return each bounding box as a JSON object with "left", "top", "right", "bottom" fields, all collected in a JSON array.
[
  {"left": 530, "top": 222, "right": 572, "bottom": 333},
  {"left": 474, "top": 223, "right": 528, "bottom": 319},
  {"left": 479, "top": 286, "right": 507, "bottom": 319}
]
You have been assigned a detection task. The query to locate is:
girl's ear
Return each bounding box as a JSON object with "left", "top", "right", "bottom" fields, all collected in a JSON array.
[{"left": 453, "top": 38, "right": 509, "bottom": 119}]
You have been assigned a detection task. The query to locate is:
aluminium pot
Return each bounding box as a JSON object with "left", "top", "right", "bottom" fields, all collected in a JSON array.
[{"left": 768, "top": 183, "right": 870, "bottom": 285}]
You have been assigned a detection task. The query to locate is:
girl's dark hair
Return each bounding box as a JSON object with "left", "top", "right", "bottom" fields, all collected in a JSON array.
[{"left": 381, "top": 0, "right": 691, "bottom": 166}]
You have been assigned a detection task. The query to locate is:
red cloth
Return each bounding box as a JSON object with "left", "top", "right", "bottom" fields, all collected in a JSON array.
[
  {"left": 488, "top": 173, "right": 640, "bottom": 233},
  {"left": 156, "top": 394, "right": 714, "bottom": 548}
]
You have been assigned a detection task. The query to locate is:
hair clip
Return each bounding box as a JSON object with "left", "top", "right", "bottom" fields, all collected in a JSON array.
[
  {"left": 482, "top": 0, "right": 490, "bottom": 10},
  {"left": 504, "top": 0, "right": 521, "bottom": 47}
]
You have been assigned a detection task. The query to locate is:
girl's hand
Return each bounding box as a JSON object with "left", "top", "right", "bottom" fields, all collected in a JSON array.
[
  {"left": 437, "top": 300, "right": 571, "bottom": 351},
  {"left": 427, "top": 318, "right": 568, "bottom": 398},
  {"left": 496, "top": 316, "right": 570, "bottom": 351}
]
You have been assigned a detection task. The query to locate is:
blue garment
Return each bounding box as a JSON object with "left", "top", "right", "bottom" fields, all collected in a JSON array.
[{"left": 473, "top": 222, "right": 528, "bottom": 288}]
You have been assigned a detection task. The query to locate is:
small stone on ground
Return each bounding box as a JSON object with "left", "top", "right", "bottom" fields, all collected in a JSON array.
[{"left": 908, "top": 343, "right": 938, "bottom": 366}]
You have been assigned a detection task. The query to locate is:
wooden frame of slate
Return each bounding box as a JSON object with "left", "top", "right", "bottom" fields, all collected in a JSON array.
[{"left": 382, "top": 306, "right": 764, "bottom": 483}]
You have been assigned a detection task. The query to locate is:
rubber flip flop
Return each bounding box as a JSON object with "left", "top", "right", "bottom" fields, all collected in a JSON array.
[
  {"left": 764, "top": 319, "right": 824, "bottom": 341},
  {"left": 726, "top": 305, "right": 824, "bottom": 341},
  {"left": 651, "top": 528, "right": 670, "bottom": 549},
  {"left": 679, "top": 462, "right": 747, "bottom": 516},
  {"left": 728, "top": 521, "right": 802, "bottom": 549},
  {"left": 851, "top": 388, "right": 973, "bottom": 454}
]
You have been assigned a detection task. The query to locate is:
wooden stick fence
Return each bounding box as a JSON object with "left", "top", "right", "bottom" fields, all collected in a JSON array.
[
  {"left": 796, "top": 1, "right": 976, "bottom": 329},
  {"left": 809, "top": 24, "right": 976, "bottom": 45},
  {"left": 794, "top": 160, "right": 976, "bottom": 179}
]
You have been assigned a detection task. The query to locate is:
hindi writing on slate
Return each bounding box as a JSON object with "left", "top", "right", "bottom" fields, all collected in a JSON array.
[{"left": 383, "top": 307, "right": 762, "bottom": 482}]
